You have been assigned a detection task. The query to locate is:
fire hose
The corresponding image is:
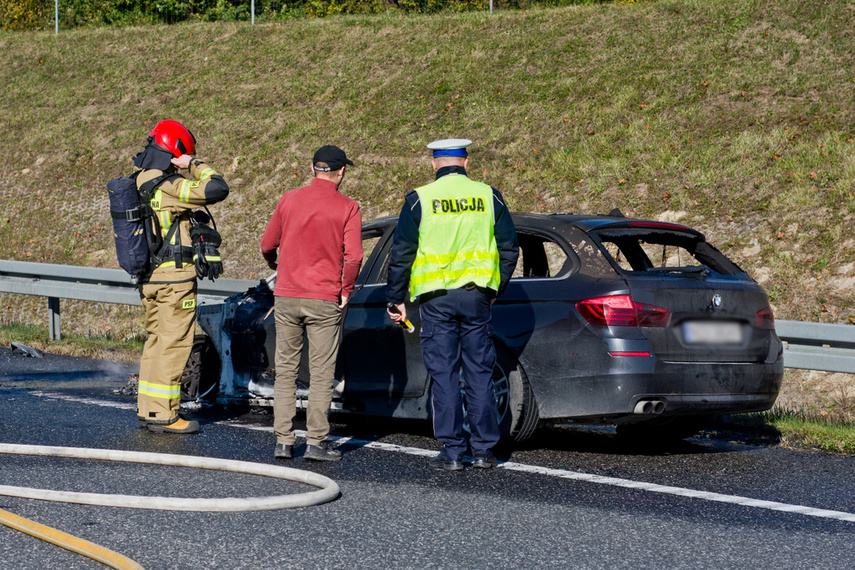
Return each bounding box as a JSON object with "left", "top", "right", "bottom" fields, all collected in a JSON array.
[{"left": 0, "top": 443, "right": 341, "bottom": 569}]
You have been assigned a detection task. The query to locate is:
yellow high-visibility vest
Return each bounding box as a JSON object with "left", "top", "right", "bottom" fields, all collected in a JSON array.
[{"left": 410, "top": 174, "right": 501, "bottom": 300}]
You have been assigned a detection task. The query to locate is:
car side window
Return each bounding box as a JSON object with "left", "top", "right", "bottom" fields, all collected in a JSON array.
[
  {"left": 367, "top": 227, "right": 572, "bottom": 284},
  {"left": 376, "top": 248, "right": 391, "bottom": 284},
  {"left": 362, "top": 236, "right": 381, "bottom": 261},
  {"left": 357, "top": 227, "right": 394, "bottom": 286},
  {"left": 512, "top": 232, "right": 570, "bottom": 279}
]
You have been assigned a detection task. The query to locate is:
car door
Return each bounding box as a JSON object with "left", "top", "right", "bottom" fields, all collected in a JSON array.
[{"left": 338, "top": 222, "right": 430, "bottom": 409}]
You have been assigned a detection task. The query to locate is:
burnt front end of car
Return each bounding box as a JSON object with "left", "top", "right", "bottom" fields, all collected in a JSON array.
[{"left": 196, "top": 277, "right": 280, "bottom": 405}]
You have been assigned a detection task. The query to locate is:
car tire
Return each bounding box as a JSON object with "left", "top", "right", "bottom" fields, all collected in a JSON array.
[
  {"left": 462, "top": 350, "right": 539, "bottom": 443},
  {"left": 181, "top": 334, "right": 221, "bottom": 404},
  {"left": 615, "top": 415, "right": 708, "bottom": 444},
  {"left": 498, "top": 351, "right": 540, "bottom": 443}
]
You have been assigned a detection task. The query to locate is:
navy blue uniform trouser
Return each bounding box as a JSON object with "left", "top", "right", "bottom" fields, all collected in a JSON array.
[{"left": 419, "top": 287, "right": 500, "bottom": 460}]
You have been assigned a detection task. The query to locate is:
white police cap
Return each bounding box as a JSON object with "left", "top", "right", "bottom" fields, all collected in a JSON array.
[{"left": 427, "top": 138, "right": 472, "bottom": 157}]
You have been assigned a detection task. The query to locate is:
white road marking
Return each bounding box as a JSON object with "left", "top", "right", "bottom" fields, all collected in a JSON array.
[
  {"left": 30, "top": 391, "right": 137, "bottom": 410},
  {"left": 29, "top": 391, "right": 855, "bottom": 523}
]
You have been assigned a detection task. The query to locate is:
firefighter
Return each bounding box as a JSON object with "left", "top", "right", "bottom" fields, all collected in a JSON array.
[
  {"left": 386, "top": 139, "right": 519, "bottom": 470},
  {"left": 133, "top": 120, "right": 229, "bottom": 434}
]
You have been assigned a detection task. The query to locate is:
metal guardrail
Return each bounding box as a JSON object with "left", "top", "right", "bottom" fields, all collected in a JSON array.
[
  {"left": 775, "top": 320, "right": 855, "bottom": 374},
  {"left": 0, "top": 260, "right": 252, "bottom": 340},
  {"left": 1, "top": 260, "right": 855, "bottom": 373}
]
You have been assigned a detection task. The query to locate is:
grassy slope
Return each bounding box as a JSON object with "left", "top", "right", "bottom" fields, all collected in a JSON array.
[{"left": 1, "top": 0, "right": 854, "bottom": 330}]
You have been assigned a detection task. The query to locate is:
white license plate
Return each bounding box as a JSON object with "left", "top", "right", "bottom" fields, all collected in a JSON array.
[{"left": 682, "top": 321, "right": 743, "bottom": 345}]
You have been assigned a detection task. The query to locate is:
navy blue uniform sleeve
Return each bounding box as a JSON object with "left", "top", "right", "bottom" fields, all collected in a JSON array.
[
  {"left": 492, "top": 187, "right": 519, "bottom": 297},
  {"left": 386, "top": 192, "right": 422, "bottom": 304}
]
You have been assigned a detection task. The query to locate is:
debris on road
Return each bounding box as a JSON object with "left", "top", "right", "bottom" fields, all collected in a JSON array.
[{"left": 10, "top": 343, "right": 44, "bottom": 358}]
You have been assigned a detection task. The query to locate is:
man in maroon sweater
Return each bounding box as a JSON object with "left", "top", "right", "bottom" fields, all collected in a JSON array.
[{"left": 260, "top": 145, "right": 363, "bottom": 461}]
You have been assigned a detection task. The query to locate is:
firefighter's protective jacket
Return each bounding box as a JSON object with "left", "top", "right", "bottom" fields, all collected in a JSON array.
[{"left": 136, "top": 159, "right": 229, "bottom": 283}]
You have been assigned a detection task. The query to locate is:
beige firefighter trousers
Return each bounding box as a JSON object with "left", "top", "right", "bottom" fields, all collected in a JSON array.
[{"left": 137, "top": 279, "right": 197, "bottom": 423}]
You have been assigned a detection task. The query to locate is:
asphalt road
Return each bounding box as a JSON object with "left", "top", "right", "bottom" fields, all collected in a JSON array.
[{"left": 1, "top": 346, "right": 855, "bottom": 569}]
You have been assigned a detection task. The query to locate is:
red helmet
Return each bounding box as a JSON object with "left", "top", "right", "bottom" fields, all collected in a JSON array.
[{"left": 149, "top": 120, "right": 196, "bottom": 157}]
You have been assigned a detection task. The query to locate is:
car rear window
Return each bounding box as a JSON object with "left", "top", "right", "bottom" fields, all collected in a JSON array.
[{"left": 593, "top": 228, "right": 743, "bottom": 277}]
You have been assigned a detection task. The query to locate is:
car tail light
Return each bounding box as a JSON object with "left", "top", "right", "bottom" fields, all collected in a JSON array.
[
  {"left": 576, "top": 295, "right": 671, "bottom": 327},
  {"left": 755, "top": 306, "right": 775, "bottom": 330}
]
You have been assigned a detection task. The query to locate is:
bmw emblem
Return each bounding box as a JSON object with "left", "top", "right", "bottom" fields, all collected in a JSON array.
[{"left": 712, "top": 294, "right": 723, "bottom": 308}]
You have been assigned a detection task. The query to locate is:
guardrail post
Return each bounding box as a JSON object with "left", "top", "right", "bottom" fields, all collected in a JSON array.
[{"left": 48, "top": 297, "right": 61, "bottom": 341}]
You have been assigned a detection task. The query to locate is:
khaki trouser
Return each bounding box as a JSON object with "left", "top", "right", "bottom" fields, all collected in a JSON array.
[
  {"left": 273, "top": 296, "right": 342, "bottom": 446},
  {"left": 138, "top": 279, "right": 197, "bottom": 423}
]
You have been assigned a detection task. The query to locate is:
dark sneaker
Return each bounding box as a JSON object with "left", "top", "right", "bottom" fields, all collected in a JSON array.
[
  {"left": 146, "top": 417, "right": 200, "bottom": 434},
  {"left": 274, "top": 443, "right": 294, "bottom": 460},
  {"left": 304, "top": 442, "right": 341, "bottom": 462},
  {"left": 472, "top": 453, "right": 497, "bottom": 469},
  {"left": 429, "top": 452, "right": 464, "bottom": 471}
]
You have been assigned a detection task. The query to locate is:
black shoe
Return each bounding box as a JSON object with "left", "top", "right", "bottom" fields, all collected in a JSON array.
[
  {"left": 429, "top": 452, "right": 464, "bottom": 471},
  {"left": 304, "top": 442, "right": 341, "bottom": 462},
  {"left": 274, "top": 443, "right": 294, "bottom": 460},
  {"left": 472, "top": 453, "right": 497, "bottom": 469}
]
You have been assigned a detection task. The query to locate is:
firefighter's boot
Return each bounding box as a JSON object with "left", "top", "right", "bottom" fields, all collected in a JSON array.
[{"left": 146, "top": 417, "right": 200, "bottom": 434}]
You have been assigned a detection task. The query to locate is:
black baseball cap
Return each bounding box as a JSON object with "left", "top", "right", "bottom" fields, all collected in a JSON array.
[{"left": 312, "top": 145, "right": 354, "bottom": 171}]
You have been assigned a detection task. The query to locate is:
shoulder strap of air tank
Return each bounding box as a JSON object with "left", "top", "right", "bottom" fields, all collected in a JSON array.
[{"left": 138, "top": 172, "right": 181, "bottom": 201}]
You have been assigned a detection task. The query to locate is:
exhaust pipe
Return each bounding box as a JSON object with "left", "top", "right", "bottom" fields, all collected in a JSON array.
[{"left": 633, "top": 399, "right": 666, "bottom": 415}]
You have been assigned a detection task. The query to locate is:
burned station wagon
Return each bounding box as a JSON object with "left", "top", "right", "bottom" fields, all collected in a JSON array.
[{"left": 187, "top": 212, "right": 783, "bottom": 442}]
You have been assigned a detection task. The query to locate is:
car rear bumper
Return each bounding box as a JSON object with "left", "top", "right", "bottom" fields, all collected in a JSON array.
[{"left": 533, "top": 359, "right": 784, "bottom": 420}]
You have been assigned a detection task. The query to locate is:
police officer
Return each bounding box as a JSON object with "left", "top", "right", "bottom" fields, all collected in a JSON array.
[
  {"left": 133, "top": 120, "right": 229, "bottom": 434},
  {"left": 386, "top": 139, "right": 518, "bottom": 470}
]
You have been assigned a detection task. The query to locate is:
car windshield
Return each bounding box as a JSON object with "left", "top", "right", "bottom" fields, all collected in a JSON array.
[{"left": 593, "top": 228, "right": 742, "bottom": 276}]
